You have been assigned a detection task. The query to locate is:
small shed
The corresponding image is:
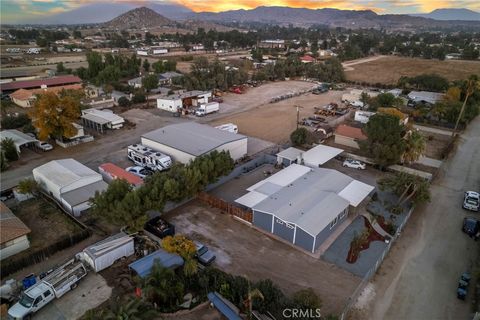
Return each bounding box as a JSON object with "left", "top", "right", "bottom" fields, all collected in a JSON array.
[
  {"left": 276, "top": 147, "right": 303, "bottom": 166},
  {"left": 128, "top": 249, "right": 184, "bottom": 278},
  {"left": 0, "top": 129, "right": 37, "bottom": 153}
]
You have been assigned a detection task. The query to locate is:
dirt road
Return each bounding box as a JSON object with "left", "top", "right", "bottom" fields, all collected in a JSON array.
[
  {"left": 342, "top": 56, "right": 387, "bottom": 71},
  {"left": 356, "top": 116, "right": 480, "bottom": 319}
]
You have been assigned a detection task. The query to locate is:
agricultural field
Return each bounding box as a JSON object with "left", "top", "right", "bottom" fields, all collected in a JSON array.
[{"left": 344, "top": 56, "right": 480, "bottom": 85}]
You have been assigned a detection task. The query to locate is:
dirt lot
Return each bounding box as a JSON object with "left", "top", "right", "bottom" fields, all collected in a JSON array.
[
  {"left": 164, "top": 201, "right": 361, "bottom": 315},
  {"left": 345, "top": 56, "right": 480, "bottom": 85},
  {"left": 418, "top": 131, "right": 451, "bottom": 160},
  {"left": 209, "top": 81, "right": 346, "bottom": 143},
  {"left": 11, "top": 198, "right": 82, "bottom": 252}
]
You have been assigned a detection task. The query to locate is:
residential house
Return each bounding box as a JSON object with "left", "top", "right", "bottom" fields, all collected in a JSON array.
[
  {"left": 0, "top": 201, "right": 31, "bottom": 260},
  {"left": 334, "top": 124, "right": 367, "bottom": 149}
]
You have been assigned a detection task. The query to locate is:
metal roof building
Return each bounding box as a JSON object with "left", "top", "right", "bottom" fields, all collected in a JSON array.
[
  {"left": 407, "top": 91, "right": 444, "bottom": 105},
  {"left": 141, "top": 122, "right": 248, "bottom": 164},
  {"left": 32, "top": 159, "right": 108, "bottom": 216},
  {"left": 0, "top": 75, "right": 82, "bottom": 93},
  {"left": 128, "top": 249, "right": 184, "bottom": 278},
  {"left": 235, "top": 164, "right": 374, "bottom": 253},
  {"left": 81, "top": 108, "right": 125, "bottom": 133}
]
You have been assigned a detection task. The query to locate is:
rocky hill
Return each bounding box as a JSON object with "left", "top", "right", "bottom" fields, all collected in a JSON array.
[
  {"left": 411, "top": 8, "right": 480, "bottom": 21},
  {"left": 103, "top": 7, "right": 172, "bottom": 29}
]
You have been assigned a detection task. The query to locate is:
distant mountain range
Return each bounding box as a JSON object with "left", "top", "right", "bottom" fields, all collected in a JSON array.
[
  {"left": 187, "top": 6, "right": 480, "bottom": 29},
  {"left": 12, "top": 4, "right": 480, "bottom": 30},
  {"left": 410, "top": 8, "right": 480, "bottom": 21}
]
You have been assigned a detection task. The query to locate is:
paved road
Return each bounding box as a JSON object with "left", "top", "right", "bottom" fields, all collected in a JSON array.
[
  {"left": 414, "top": 124, "right": 453, "bottom": 136},
  {"left": 1, "top": 109, "right": 182, "bottom": 191},
  {"left": 366, "top": 116, "right": 480, "bottom": 320}
]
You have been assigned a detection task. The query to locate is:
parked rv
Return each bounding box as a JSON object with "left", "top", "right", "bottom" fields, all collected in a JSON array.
[
  {"left": 8, "top": 259, "right": 87, "bottom": 319},
  {"left": 77, "top": 233, "right": 134, "bottom": 272},
  {"left": 215, "top": 123, "right": 238, "bottom": 134},
  {"left": 195, "top": 102, "right": 220, "bottom": 117},
  {"left": 127, "top": 144, "right": 172, "bottom": 171}
]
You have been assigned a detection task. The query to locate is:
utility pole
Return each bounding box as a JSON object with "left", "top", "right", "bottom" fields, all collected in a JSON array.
[
  {"left": 452, "top": 75, "right": 478, "bottom": 138},
  {"left": 294, "top": 105, "right": 304, "bottom": 130}
]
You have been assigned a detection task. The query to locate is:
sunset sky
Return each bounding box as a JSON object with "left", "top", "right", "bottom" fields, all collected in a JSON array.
[{"left": 2, "top": 0, "right": 480, "bottom": 24}]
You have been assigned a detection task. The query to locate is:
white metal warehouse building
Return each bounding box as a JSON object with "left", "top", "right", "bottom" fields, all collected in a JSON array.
[
  {"left": 141, "top": 122, "right": 248, "bottom": 164},
  {"left": 235, "top": 164, "right": 374, "bottom": 253},
  {"left": 33, "top": 159, "right": 108, "bottom": 216}
]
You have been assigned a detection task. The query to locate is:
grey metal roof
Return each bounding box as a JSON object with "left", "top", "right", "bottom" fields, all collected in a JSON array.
[
  {"left": 253, "top": 168, "right": 356, "bottom": 236},
  {"left": 61, "top": 180, "right": 108, "bottom": 207},
  {"left": 142, "top": 122, "right": 247, "bottom": 157},
  {"left": 84, "top": 232, "right": 132, "bottom": 259}
]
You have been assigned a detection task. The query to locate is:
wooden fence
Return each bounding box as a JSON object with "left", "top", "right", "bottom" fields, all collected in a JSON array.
[{"left": 197, "top": 192, "right": 253, "bottom": 223}]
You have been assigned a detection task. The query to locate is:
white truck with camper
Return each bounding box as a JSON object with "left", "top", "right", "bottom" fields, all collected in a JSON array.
[
  {"left": 127, "top": 144, "right": 172, "bottom": 172},
  {"left": 77, "top": 232, "right": 134, "bottom": 272},
  {"left": 195, "top": 102, "right": 219, "bottom": 117},
  {"left": 215, "top": 123, "right": 238, "bottom": 134},
  {"left": 7, "top": 258, "right": 87, "bottom": 319}
]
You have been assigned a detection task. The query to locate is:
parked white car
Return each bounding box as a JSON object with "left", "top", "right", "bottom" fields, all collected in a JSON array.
[
  {"left": 126, "top": 166, "right": 152, "bottom": 179},
  {"left": 37, "top": 141, "right": 53, "bottom": 151},
  {"left": 463, "top": 191, "right": 479, "bottom": 212},
  {"left": 342, "top": 159, "right": 366, "bottom": 170}
]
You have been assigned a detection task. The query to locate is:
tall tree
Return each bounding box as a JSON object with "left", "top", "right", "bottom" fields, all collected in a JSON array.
[
  {"left": 29, "top": 92, "right": 80, "bottom": 140},
  {"left": 143, "top": 59, "right": 150, "bottom": 72},
  {"left": 142, "top": 74, "right": 159, "bottom": 107},
  {"left": 403, "top": 130, "right": 426, "bottom": 164},
  {"left": 161, "top": 235, "right": 198, "bottom": 276},
  {"left": 360, "top": 114, "right": 406, "bottom": 167},
  {"left": 379, "top": 172, "right": 431, "bottom": 206}
]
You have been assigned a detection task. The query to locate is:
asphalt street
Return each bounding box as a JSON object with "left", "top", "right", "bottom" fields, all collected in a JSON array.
[{"left": 367, "top": 116, "right": 480, "bottom": 320}]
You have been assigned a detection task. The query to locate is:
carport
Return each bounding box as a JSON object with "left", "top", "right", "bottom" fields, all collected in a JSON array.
[
  {"left": 81, "top": 113, "right": 110, "bottom": 134},
  {"left": 0, "top": 129, "right": 38, "bottom": 153},
  {"left": 300, "top": 144, "right": 344, "bottom": 168}
]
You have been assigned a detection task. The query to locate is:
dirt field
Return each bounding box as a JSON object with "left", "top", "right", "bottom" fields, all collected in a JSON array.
[
  {"left": 209, "top": 81, "right": 346, "bottom": 143},
  {"left": 11, "top": 198, "right": 82, "bottom": 252},
  {"left": 344, "top": 56, "right": 480, "bottom": 85},
  {"left": 164, "top": 201, "right": 361, "bottom": 315},
  {"left": 418, "top": 131, "right": 451, "bottom": 160}
]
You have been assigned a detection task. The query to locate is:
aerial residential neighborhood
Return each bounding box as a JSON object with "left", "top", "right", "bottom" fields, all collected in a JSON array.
[{"left": 0, "top": 1, "right": 480, "bottom": 320}]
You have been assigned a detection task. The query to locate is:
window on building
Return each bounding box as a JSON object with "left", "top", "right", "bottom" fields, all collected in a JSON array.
[
  {"left": 330, "top": 216, "right": 338, "bottom": 229},
  {"left": 339, "top": 208, "right": 348, "bottom": 220}
]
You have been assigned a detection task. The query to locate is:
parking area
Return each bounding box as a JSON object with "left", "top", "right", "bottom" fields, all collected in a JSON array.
[
  {"left": 34, "top": 273, "right": 112, "bottom": 320},
  {"left": 164, "top": 202, "right": 361, "bottom": 315}
]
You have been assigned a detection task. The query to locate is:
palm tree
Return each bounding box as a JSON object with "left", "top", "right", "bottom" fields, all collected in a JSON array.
[
  {"left": 403, "top": 130, "right": 426, "bottom": 164},
  {"left": 103, "top": 298, "right": 158, "bottom": 320},
  {"left": 140, "top": 262, "right": 184, "bottom": 308}
]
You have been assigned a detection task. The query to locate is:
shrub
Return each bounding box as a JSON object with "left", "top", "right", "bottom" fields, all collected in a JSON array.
[
  {"left": 1, "top": 138, "right": 19, "bottom": 161},
  {"left": 117, "top": 96, "right": 131, "bottom": 107},
  {"left": 132, "top": 93, "right": 146, "bottom": 104}
]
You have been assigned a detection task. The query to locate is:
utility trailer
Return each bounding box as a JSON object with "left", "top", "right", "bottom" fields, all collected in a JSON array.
[{"left": 77, "top": 232, "right": 134, "bottom": 272}]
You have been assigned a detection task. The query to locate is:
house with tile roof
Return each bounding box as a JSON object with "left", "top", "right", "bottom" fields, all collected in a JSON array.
[{"left": 334, "top": 124, "right": 367, "bottom": 149}]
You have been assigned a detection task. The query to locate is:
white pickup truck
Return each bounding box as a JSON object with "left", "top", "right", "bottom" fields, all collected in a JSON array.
[{"left": 7, "top": 259, "right": 87, "bottom": 319}]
